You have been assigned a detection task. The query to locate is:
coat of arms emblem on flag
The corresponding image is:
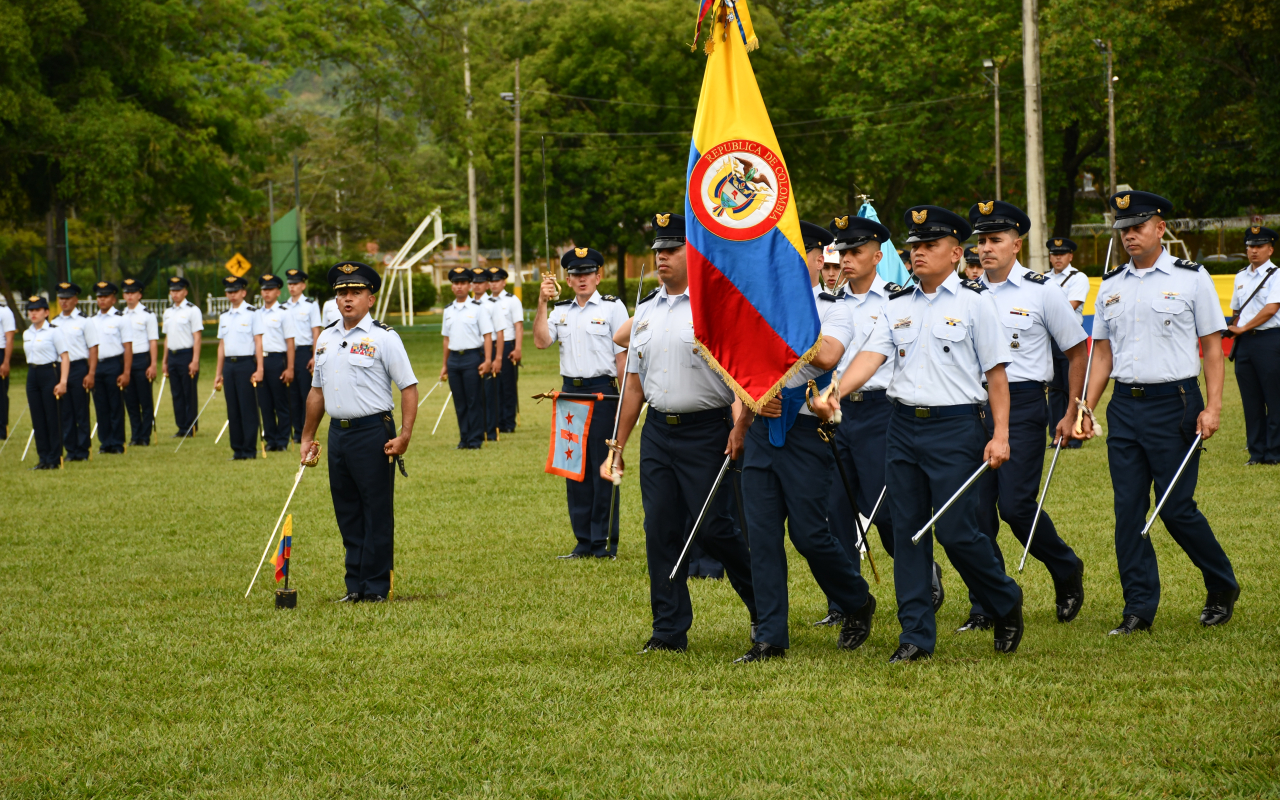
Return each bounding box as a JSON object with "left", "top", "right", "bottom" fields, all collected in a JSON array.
[{"left": 544, "top": 397, "right": 595, "bottom": 482}]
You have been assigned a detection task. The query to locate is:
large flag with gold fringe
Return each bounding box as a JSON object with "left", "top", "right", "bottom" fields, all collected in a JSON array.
[{"left": 686, "top": 0, "right": 819, "bottom": 412}]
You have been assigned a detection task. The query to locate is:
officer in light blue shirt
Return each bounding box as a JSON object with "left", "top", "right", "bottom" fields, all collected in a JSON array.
[
  {"left": 22, "top": 296, "right": 70, "bottom": 469},
  {"left": 963, "top": 200, "right": 1088, "bottom": 633},
  {"left": 89, "top": 281, "right": 131, "bottom": 454},
  {"left": 284, "top": 268, "right": 323, "bottom": 444},
  {"left": 1227, "top": 226, "right": 1280, "bottom": 464},
  {"left": 120, "top": 278, "right": 159, "bottom": 446},
  {"left": 1079, "top": 190, "right": 1238, "bottom": 635},
  {"left": 53, "top": 282, "right": 98, "bottom": 460},
  {"left": 474, "top": 267, "right": 506, "bottom": 442},
  {"left": 215, "top": 275, "right": 265, "bottom": 460},
  {"left": 255, "top": 273, "right": 297, "bottom": 451},
  {"left": 821, "top": 205, "right": 1024, "bottom": 663},
  {"left": 488, "top": 267, "right": 524, "bottom": 432},
  {"left": 440, "top": 266, "right": 493, "bottom": 449}
]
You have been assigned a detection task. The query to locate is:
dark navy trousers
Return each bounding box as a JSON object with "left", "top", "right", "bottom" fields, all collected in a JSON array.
[
  {"left": 1234, "top": 329, "right": 1280, "bottom": 462},
  {"left": 92, "top": 355, "right": 127, "bottom": 449},
  {"left": 123, "top": 352, "right": 154, "bottom": 445},
  {"left": 825, "top": 392, "right": 895, "bottom": 614},
  {"left": 288, "top": 345, "right": 313, "bottom": 443},
  {"left": 563, "top": 375, "right": 619, "bottom": 556},
  {"left": 640, "top": 407, "right": 756, "bottom": 649},
  {"left": 1048, "top": 342, "right": 1080, "bottom": 448},
  {"left": 26, "top": 363, "right": 62, "bottom": 466},
  {"left": 886, "top": 407, "right": 1022, "bottom": 652},
  {"left": 482, "top": 372, "right": 499, "bottom": 441},
  {"left": 1105, "top": 380, "right": 1237, "bottom": 623},
  {"left": 743, "top": 414, "right": 869, "bottom": 649},
  {"left": 499, "top": 338, "right": 518, "bottom": 431},
  {"left": 223, "top": 357, "right": 259, "bottom": 458},
  {"left": 446, "top": 348, "right": 484, "bottom": 448},
  {"left": 60, "top": 360, "right": 92, "bottom": 458},
  {"left": 0, "top": 351, "right": 8, "bottom": 438},
  {"left": 167, "top": 348, "right": 199, "bottom": 435},
  {"left": 970, "top": 386, "right": 1081, "bottom": 617},
  {"left": 256, "top": 352, "right": 291, "bottom": 449},
  {"left": 328, "top": 414, "right": 397, "bottom": 597}
]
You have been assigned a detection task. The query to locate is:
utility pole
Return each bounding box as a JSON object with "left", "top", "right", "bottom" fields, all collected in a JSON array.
[
  {"left": 982, "top": 59, "right": 1001, "bottom": 200},
  {"left": 293, "top": 154, "right": 307, "bottom": 272},
  {"left": 1022, "top": 0, "right": 1048, "bottom": 274},
  {"left": 513, "top": 60, "right": 522, "bottom": 297},
  {"left": 464, "top": 26, "right": 479, "bottom": 271},
  {"left": 1104, "top": 41, "right": 1116, "bottom": 197}
]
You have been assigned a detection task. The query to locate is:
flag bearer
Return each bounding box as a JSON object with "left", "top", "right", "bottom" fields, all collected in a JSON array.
[
  {"left": 22, "top": 295, "right": 69, "bottom": 469},
  {"left": 1047, "top": 238, "right": 1088, "bottom": 449},
  {"left": 600, "top": 213, "right": 758, "bottom": 652},
  {"left": 533, "top": 246, "right": 628, "bottom": 559},
  {"left": 1228, "top": 226, "right": 1280, "bottom": 465},
  {"left": 963, "top": 201, "right": 1088, "bottom": 631},
  {"left": 89, "top": 281, "right": 130, "bottom": 454},
  {"left": 121, "top": 278, "right": 159, "bottom": 446},
  {"left": 476, "top": 267, "right": 507, "bottom": 441},
  {"left": 1078, "top": 191, "right": 1239, "bottom": 634},
  {"left": 255, "top": 273, "right": 297, "bottom": 451},
  {"left": 214, "top": 275, "right": 264, "bottom": 460},
  {"left": 301, "top": 261, "right": 418, "bottom": 603},
  {"left": 440, "top": 266, "right": 493, "bottom": 449},
  {"left": 489, "top": 266, "right": 524, "bottom": 432},
  {"left": 284, "top": 268, "right": 323, "bottom": 444},
  {"left": 53, "top": 282, "right": 98, "bottom": 460},
  {"left": 162, "top": 276, "right": 204, "bottom": 437}
]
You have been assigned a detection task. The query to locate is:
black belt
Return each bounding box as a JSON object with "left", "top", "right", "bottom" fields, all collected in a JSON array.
[
  {"left": 565, "top": 376, "right": 617, "bottom": 389},
  {"left": 893, "top": 401, "right": 983, "bottom": 419},
  {"left": 169, "top": 347, "right": 192, "bottom": 353},
  {"left": 30, "top": 362, "right": 58, "bottom": 370},
  {"left": 264, "top": 351, "right": 286, "bottom": 358},
  {"left": 1114, "top": 379, "right": 1198, "bottom": 399},
  {"left": 1242, "top": 327, "right": 1280, "bottom": 337},
  {"left": 844, "top": 389, "right": 887, "bottom": 403},
  {"left": 99, "top": 354, "right": 123, "bottom": 363},
  {"left": 331, "top": 413, "right": 387, "bottom": 430},
  {"left": 226, "top": 356, "right": 253, "bottom": 362},
  {"left": 450, "top": 347, "right": 481, "bottom": 355},
  {"left": 69, "top": 357, "right": 88, "bottom": 365},
  {"left": 647, "top": 406, "right": 731, "bottom": 426},
  {"left": 1008, "top": 380, "right": 1047, "bottom": 392}
]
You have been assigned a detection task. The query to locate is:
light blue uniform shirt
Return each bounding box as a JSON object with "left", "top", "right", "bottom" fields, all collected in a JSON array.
[
  {"left": 122, "top": 304, "right": 159, "bottom": 354},
  {"left": 547, "top": 291, "right": 628, "bottom": 379},
  {"left": 1231, "top": 260, "right": 1280, "bottom": 332},
  {"left": 1092, "top": 248, "right": 1226, "bottom": 384},
  {"left": 217, "top": 303, "right": 263, "bottom": 357},
  {"left": 862, "top": 271, "right": 1010, "bottom": 406},
  {"left": 256, "top": 302, "right": 297, "bottom": 354},
  {"left": 54, "top": 310, "right": 99, "bottom": 361},
  {"left": 794, "top": 292, "right": 855, "bottom": 417},
  {"left": 284, "top": 296, "right": 323, "bottom": 346},
  {"left": 627, "top": 286, "right": 734, "bottom": 413},
  {"left": 0, "top": 305, "right": 14, "bottom": 350},
  {"left": 1051, "top": 266, "right": 1090, "bottom": 325},
  {"left": 441, "top": 299, "right": 493, "bottom": 350},
  {"left": 496, "top": 290, "right": 523, "bottom": 336},
  {"left": 485, "top": 294, "right": 514, "bottom": 339},
  {"left": 92, "top": 308, "right": 128, "bottom": 359},
  {"left": 312, "top": 313, "right": 418, "bottom": 419},
  {"left": 162, "top": 300, "right": 203, "bottom": 350},
  {"left": 980, "top": 263, "right": 1087, "bottom": 383},
  {"left": 23, "top": 321, "right": 68, "bottom": 365},
  {"left": 835, "top": 277, "right": 897, "bottom": 392},
  {"left": 321, "top": 298, "right": 341, "bottom": 327}
]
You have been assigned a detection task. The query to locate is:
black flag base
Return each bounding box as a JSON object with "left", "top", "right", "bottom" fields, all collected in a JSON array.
[{"left": 275, "top": 588, "right": 297, "bottom": 609}]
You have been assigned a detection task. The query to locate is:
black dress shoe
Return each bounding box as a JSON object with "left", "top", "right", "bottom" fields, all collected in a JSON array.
[
  {"left": 734, "top": 642, "right": 785, "bottom": 663},
  {"left": 594, "top": 553, "right": 616, "bottom": 560},
  {"left": 1054, "top": 559, "right": 1085, "bottom": 623},
  {"left": 556, "top": 552, "right": 589, "bottom": 560},
  {"left": 888, "top": 643, "right": 931, "bottom": 663},
  {"left": 332, "top": 592, "right": 362, "bottom": 603},
  {"left": 812, "top": 611, "right": 845, "bottom": 627},
  {"left": 1200, "top": 587, "right": 1240, "bottom": 626},
  {"left": 993, "top": 592, "right": 1024, "bottom": 653},
  {"left": 638, "top": 637, "right": 686, "bottom": 654},
  {"left": 1245, "top": 458, "right": 1265, "bottom": 466},
  {"left": 955, "top": 613, "right": 993, "bottom": 633},
  {"left": 363, "top": 594, "right": 387, "bottom": 603},
  {"left": 931, "top": 561, "right": 945, "bottom": 612},
  {"left": 838, "top": 595, "right": 876, "bottom": 651},
  {"left": 1108, "top": 615, "right": 1152, "bottom": 635}
]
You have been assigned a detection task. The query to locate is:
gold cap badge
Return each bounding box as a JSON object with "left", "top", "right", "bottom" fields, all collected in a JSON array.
[
  {"left": 574, "top": 247, "right": 589, "bottom": 258},
  {"left": 59, "top": 282, "right": 70, "bottom": 289},
  {"left": 339, "top": 264, "right": 358, "bottom": 274},
  {"left": 1251, "top": 226, "right": 1261, "bottom": 234},
  {"left": 287, "top": 269, "right": 297, "bottom": 275},
  {"left": 1054, "top": 239, "right": 1063, "bottom": 246},
  {"left": 29, "top": 295, "right": 40, "bottom": 302},
  {"left": 911, "top": 209, "right": 928, "bottom": 224},
  {"left": 834, "top": 216, "right": 849, "bottom": 230},
  {"left": 978, "top": 201, "right": 994, "bottom": 215},
  {"left": 97, "top": 282, "right": 108, "bottom": 288},
  {"left": 655, "top": 214, "right": 670, "bottom": 227},
  {"left": 1116, "top": 194, "right": 1131, "bottom": 210}
]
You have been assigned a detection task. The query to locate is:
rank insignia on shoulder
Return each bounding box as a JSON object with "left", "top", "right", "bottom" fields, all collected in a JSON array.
[
  {"left": 553, "top": 299, "right": 573, "bottom": 307},
  {"left": 324, "top": 320, "right": 340, "bottom": 329},
  {"left": 818, "top": 291, "right": 839, "bottom": 302},
  {"left": 961, "top": 279, "right": 987, "bottom": 293},
  {"left": 372, "top": 319, "right": 393, "bottom": 331},
  {"left": 1023, "top": 271, "right": 1048, "bottom": 284},
  {"left": 638, "top": 288, "right": 659, "bottom": 305},
  {"left": 889, "top": 285, "right": 915, "bottom": 300},
  {"left": 471, "top": 299, "right": 481, "bottom": 305},
  {"left": 883, "top": 282, "right": 903, "bottom": 294},
  {"left": 1102, "top": 265, "right": 1124, "bottom": 280},
  {"left": 1172, "top": 258, "right": 1204, "bottom": 271},
  {"left": 601, "top": 295, "right": 617, "bottom": 302}
]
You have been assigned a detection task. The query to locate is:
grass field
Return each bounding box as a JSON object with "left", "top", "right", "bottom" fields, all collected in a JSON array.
[{"left": 2, "top": 327, "right": 1278, "bottom": 798}]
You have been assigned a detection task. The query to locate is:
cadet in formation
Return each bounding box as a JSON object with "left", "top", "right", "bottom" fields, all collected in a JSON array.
[
  {"left": 533, "top": 247, "right": 628, "bottom": 559},
  {"left": 300, "top": 262, "right": 418, "bottom": 603},
  {"left": 1227, "top": 225, "right": 1279, "bottom": 465},
  {"left": 821, "top": 205, "right": 1024, "bottom": 663},
  {"left": 53, "top": 282, "right": 97, "bottom": 460},
  {"left": 22, "top": 295, "right": 69, "bottom": 469},
  {"left": 215, "top": 275, "right": 264, "bottom": 460},
  {"left": 0, "top": 297, "right": 13, "bottom": 439},
  {"left": 965, "top": 201, "right": 1087, "bottom": 631},
  {"left": 962, "top": 244, "right": 983, "bottom": 281},
  {"left": 476, "top": 266, "right": 508, "bottom": 441},
  {"left": 1079, "top": 191, "right": 1239, "bottom": 634},
  {"left": 255, "top": 274, "right": 297, "bottom": 452},
  {"left": 488, "top": 266, "right": 524, "bottom": 433},
  {"left": 801, "top": 221, "right": 835, "bottom": 297},
  {"left": 602, "top": 212, "right": 758, "bottom": 653},
  {"left": 121, "top": 278, "right": 158, "bottom": 446},
  {"left": 90, "top": 281, "right": 130, "bottom": 454},
  {"left": 161, "top": 276, "right": 204, "bottom": 438},
  {"left": 284, "top": 268, "right": 323, "bottom": 445},
  {"left": 1046, "top": 237, "right": 1088, "bottom": 448},
  {"left": 440, "top": 266, "right": 493, "bottom": 449}
]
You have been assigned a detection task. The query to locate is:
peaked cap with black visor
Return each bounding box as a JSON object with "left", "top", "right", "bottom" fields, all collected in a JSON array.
[
  {"left": 903, "top": 206, "right": 972, "bottom": 244},
  {"left": 650, "top": 213, "right": 686, "bottom": 251},
  {"left": 828, "top": 215, "right": 890, "bottom": 252},
  {"left": 1109, "top": 190, "right": 1173, "bottom": 229},
  {"left": 799, "top": 220, "right": 835, "bottom": 251},
  {"left": 968, "top": 200, "right": 1031, "bottom": 236},
  {"left": 328, "top": 261, "right": 382, "bottom": 293}
]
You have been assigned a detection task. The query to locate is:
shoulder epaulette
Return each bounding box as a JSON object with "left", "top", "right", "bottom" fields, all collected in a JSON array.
[
  {"left": 1173, "top": 258, "right": 1204, "bottom": 272},
  {"left": 961, "top": 279, "right": 987, "bottom": 293},
  {"left": 888, "top": 286, "right": 915, "bottom": 300},
  {"left": 1023, "top": 271, "right": 1048, "bottom": 285},
  {"left": 882, "top": 282, "right": 903, "bottom": 294},
  {"left": 245, "top": 304, "right": 257, "bottom": 311},
  {"left": 637, "top": 288, "right": 659, "bottom": 305},
  {"left": 553, "top": 298, "right": 573, "bottom": 307},
  {"left": 601, "top": 294, "right": 618, "bottom": 302},
  {"left": 324, "top": 320, "right": 340, "bottom": 329},
  {"left": 470, "top": 299, "right": 481, "bottom": 306},
  {"left": 1102, "top": 266, "right": 1124, "bottom": 280},
  {"left": 372, "top": 319, "right": 393, "bottom": 331},
  {"left": 48, "top": 322, "right": 57, "bottom": 328},
  {"left": 817, "top": 291, "right": 839, "bottom": 302}
]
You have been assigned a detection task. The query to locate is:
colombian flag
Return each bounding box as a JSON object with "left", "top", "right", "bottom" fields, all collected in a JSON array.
[
  {"left": 270, "top": 514, "right": 292, "bottom": 581},
  {"left": 686, "top": 0, "right": 819, "bottom": 412}
]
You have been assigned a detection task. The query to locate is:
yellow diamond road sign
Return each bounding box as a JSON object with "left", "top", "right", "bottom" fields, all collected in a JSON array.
[{"left": 225, "top": 252, "right": 252, "bottom": 277}]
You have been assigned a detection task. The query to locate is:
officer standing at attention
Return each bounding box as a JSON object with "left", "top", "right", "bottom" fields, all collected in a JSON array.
[
  {"left": 284, "top": 269, "right": 323, "bottom": 445},
  {"left": 162, "top": 276, "right": 203, "bottom": 437},
  {"left": 22, "top": 296, "right": 70, "bottom": 469},
  {"left": 121, "top": 279, "right": 159, "bottom": 446},
  {"left": 214, "top": 275, "right": 264, "bottom": 460},
  {"left": 1227, "top": 226, "right": 1280, "bottom": 465},
  {"left": 53, "top": 282, "right": 98, "bottom": 460},
  {"left": 440, "top": 266, "right": 493, "bottom": 449},
  {"left": 89, "top": 281, "right": 131, "bottom": 454},
  {"left": 801, "top": 221, "right": 836, "bottom": 297},
  {"left": 489, "top": 266, "right": 524, "bottom": 432},
  {"left": 533, "top": 246, "right": 628, "bottom": 559},
  {"left": 301, "top": 262, "right": 418, "bottom": 603},
  {"left": 255, "top": 273, "right": 297, "bottom": 452},
  {"left": 963, "top": 201, "right": 1088, "bottom": 631},
  {"left": 1047, "top": 238, "right": 1088, "bottom": 448},
  {"left": 817, "top": 205, "right": 1024, "bottom": 663},
  {"left": 0, "top": 297, "right": 13, "bottom": 439},
  {"left": 475, "top": 267, "right": 507, "bottom": 441},
  {"left": 599, "top": 213, "right": 758, "bottom": 652},
  {"left": 1078, "top": 190, "right": 1240, "bottom": 633}
]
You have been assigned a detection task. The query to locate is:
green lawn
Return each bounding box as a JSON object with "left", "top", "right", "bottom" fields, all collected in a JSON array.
[{"left": 2, "top": 329, "right": 1277, "bottom": 798}]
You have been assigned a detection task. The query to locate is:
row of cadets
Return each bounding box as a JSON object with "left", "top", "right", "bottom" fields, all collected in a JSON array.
[
  {"left": 1230, "top": 225, "right": 1280, "bottom": 465},
  {"left": 255, "top": 273, "right": 297, "bottom": 452},
  {"left": 214, "top": 275, "right": 264, "bottom": 461},
  {"left": 20, "top": 295, "right": 69, "bottom": 468},
  {"left": 471, "top": 267, "right": 506, "bottom": 442},
  {"left": 283, "top": 268, "right": 323, "bottom": 445},
  {"left": 1045, "top": 237, "right": 1089, "bottom": 448},
  {"left": 120, "top": 278, "right": 159, "bottom": 446},
  {"left": 161, "top": 276, "right": 204, "bottom": 438},
  {"left": 440, "top": 266, "right": 494, "bottom": 449},
  {"left": 52, "top": 283, "right": 97, "bottom": 460}
]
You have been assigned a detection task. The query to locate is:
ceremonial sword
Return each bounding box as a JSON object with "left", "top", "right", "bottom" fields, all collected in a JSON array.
[
  {"left": 911, "top": 462, "right": 990, "bottom": 545},
  {"left": 669, "top": 454, "right": 733, "bottom": 581},
  {"left": 603, "top": 255, "right": 650, "bottom": 555},
  {"left": 175, "top": 386, "right": 219, "bottom": 452},
  {"left": 1141, "top": 433, "right": 1203, "bottom": 539}
]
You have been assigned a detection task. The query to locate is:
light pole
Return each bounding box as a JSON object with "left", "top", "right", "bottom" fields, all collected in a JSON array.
[
  {"left": 463, "top": 26, "right": 478, "bottom": 271},
  {"left": 981, "top": 59, "right": 1001, "bottom": 201},
  {"left": 1023, "top": 0, "right": 1049, "bottom": 274},
  {"left": 1092, "top": 39, "right": 1117, "bottom": 198},
  {"left": 500, "top": 59, "right": 523, "bottom": 298}
]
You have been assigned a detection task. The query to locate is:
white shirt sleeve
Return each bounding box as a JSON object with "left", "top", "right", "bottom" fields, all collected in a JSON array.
[
  {"left": 308, "top": 301, "right": 322, "bottom": 331},
  {"left": 0, "top": 306, "right": 15, "bottom": 334},
  {"left": 147, "top": 312, "right": 159, "bottom": 342},
  {"left": 1192, "top": 269, "right": 1227, "bottom": 336},
  {"left": 383, "top": 332, "right": 418, "bottom": 390}
]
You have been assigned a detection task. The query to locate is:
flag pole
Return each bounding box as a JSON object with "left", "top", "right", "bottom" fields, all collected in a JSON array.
[{"left": 247, "top": 465, "right": 307, "bottom": 597}]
